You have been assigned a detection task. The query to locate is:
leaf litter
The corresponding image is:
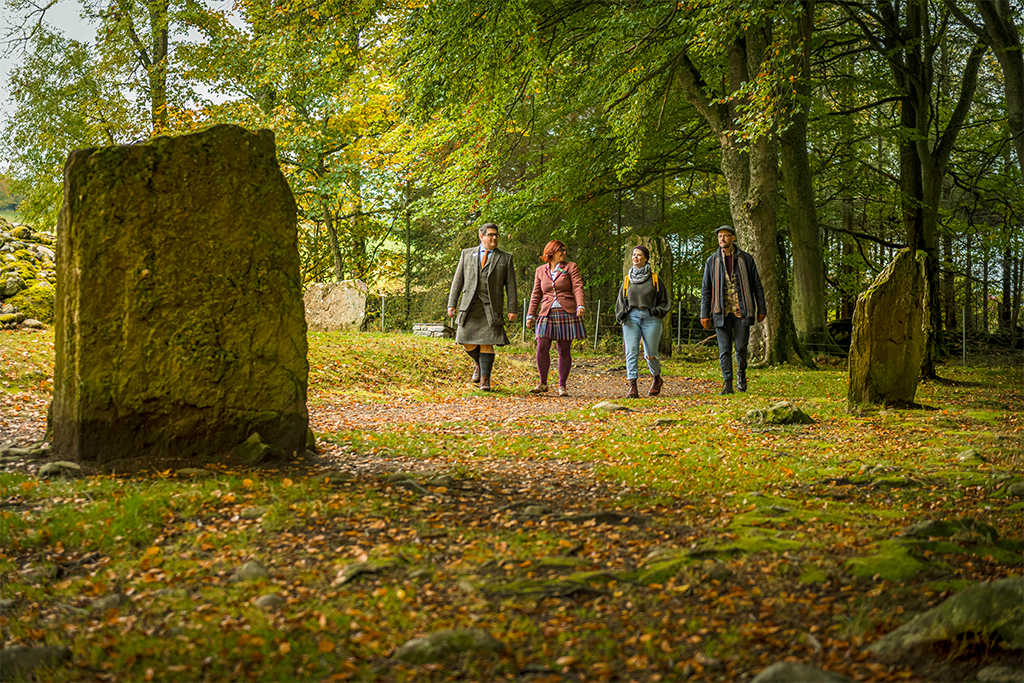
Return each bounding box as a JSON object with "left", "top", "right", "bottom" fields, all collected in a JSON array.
[{"left": 1, "top": 330, "right": 1021, "bottom": 682}]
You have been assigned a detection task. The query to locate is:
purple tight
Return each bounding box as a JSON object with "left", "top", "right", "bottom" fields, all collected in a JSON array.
[{"left": 536, "top": 338, "right": 573, "bottom": 388}]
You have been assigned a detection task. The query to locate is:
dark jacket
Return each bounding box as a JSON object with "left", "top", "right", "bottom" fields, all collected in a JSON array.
[
  {"left": 615, "top": 272, "right": 670, "bottom": 323},
  {"left": 447, "top": 245, "right": 519, "bottom": 326},
  {"left": 700, "top": 247, "right": 766, "bottom": 327}
]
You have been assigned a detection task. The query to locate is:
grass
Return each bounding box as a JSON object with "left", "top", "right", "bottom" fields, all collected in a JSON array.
[{"left": 0, "top": 329, "right": 1021, "bottom": 681}]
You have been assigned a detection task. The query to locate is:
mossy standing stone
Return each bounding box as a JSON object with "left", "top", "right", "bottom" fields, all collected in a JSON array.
[
  {"left": 50, "top": 125, "right": 308, "bottom": 468},
  {"left": 848, "top": 249, "right": 929, "bottom": 405}
]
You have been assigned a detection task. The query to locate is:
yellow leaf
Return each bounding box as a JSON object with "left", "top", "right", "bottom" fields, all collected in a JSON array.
[
  {"left": 318, "top": 639, "right": 335, "bottom": 653},
  {"left": 144, "top": 547, "right": 160, "bottom": 557},
  {"left": 243, "top": 479, "right": 254, "bottom": 488},
  {"left": 283, "top": 478, "right": 294, "bottom": 488},
  {"left": 279, "top": 642, "right": 291, "bottom": 654}
]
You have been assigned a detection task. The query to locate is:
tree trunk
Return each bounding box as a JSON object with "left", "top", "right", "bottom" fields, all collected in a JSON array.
[
  {"left": 942, "top": 233, "right": 956, "bottom": 331},
  {"left": 320, "top": 196, "right": 344, "bottom": 281},
  {"left": 780, "top": 0, "right": 830, "bottom": 350},
  {"left": 147, "top": 0, "right": 169, "bottom": 132}
]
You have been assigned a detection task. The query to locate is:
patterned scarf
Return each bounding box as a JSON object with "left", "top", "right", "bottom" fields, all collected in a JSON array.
[{"left": 628, "top": 263, "right": 652, "bottom": 285}]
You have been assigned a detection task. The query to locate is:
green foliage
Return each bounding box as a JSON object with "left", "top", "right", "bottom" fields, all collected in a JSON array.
[{"left": 7, "top": 282, "right": 55, "bottom": 323}]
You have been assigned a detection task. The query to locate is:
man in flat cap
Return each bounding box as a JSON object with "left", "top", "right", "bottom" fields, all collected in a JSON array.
[
  {"left": 447, "top": 222, "right": 519, "bottom": 391},
  {"left": 700, "top": 225, "right": 767, "bottom": 394}
]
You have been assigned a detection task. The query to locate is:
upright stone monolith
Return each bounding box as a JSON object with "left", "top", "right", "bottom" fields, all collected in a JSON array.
[
  {"left": 848, "top": 249, "right": 929, "bottom": 406},
  {"left": 51, "top": 125, "right": 308, "bottom": 468}
]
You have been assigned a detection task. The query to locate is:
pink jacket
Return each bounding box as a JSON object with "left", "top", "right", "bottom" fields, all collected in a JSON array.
[{"left": 527, "top": 261, "right": 586, "bottom": 319}]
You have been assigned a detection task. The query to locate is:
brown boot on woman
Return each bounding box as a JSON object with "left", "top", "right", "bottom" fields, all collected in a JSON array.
[
  {"left": 648, "top": 375, "right": 663, "bottom": 396},
  {"left": 626, "top": 379, "right": 639, "bottom": 398}
]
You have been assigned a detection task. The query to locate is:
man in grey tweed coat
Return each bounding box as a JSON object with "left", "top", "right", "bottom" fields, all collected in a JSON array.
[{"left": 447, "top": 223, "right": 519, "bottom": 391}]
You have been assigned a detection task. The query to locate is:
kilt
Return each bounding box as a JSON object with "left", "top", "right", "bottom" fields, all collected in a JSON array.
[
  {"left": 455, "top": 296, "right": 510, "bottom": 346},
  {"left": 536, "top": 306, "right": 587, "bottom": 341}
]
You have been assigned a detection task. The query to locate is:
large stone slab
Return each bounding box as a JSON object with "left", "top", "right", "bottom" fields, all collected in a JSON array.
[
  {"left": 51, "top": 125, "right": 308, "bottom": 467},
  {"left": 848, "top": 249, "right": 929, "bottom": 405},
  {"left": 303, "top": 280, "right": 367, "bottom": 331}
]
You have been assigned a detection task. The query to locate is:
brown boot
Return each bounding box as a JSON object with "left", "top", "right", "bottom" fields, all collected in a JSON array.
[
  {"left": 479, "top": 376, "right": 491, "bottom": 391},
  {"left": 648, "top": 375, "right": 663, "bottom": 396},
  {"left": 471, "top": 363, "right": 481, "bottom": 383},
  {"left": 626, "top": 379, "right": 639, "bottom": 398}
]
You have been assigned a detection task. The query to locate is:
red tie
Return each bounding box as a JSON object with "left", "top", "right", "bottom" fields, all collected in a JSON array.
[{"left": 481, "top": 250, "right": 489, "bottom": 268}]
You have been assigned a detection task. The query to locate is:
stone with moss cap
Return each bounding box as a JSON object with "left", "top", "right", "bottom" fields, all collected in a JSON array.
[
  {"left": 50, "top": 124, "right": 308, "bottom": 469},
  {"left": 848, "top": 249, "right": 929, "bottom": 405}
]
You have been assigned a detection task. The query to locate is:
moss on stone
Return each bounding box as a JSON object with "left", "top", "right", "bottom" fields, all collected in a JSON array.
[
  {"left": 8, "top": 282, "right": 54, "bottom": 323},
  {"left": 845, "top": 540, "right": 936, "bottom": 581}
]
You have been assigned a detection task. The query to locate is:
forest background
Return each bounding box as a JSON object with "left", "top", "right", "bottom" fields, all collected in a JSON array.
[{"left": 1, "top": 0, "right": 1022, "bottom": 369}]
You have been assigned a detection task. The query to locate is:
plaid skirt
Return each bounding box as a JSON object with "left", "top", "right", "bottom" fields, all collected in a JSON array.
[{"left": 536, "top": 306, "right": 587, "bottom": 341}]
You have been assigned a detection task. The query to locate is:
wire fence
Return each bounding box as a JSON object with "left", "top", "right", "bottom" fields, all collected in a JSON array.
[{"left": 362, "top": 291, "right": 715, "bottom": 354}]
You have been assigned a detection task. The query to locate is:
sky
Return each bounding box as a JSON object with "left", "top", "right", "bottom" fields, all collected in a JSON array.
[{"left": 0, "top": 0, "right": 96, "bottom": 124}]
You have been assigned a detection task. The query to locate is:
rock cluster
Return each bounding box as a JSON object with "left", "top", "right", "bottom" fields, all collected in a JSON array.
[{"left": 0, "top": 216, "right": 55, "bottom": 328}]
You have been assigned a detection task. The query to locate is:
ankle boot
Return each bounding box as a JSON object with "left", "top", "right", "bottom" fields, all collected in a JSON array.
[
  {"left": 479, "top": 376, "right": 492, "bottom": 391},
  {"left": 626, "top": 379, "right": 639, "bottom": 398},
  {"left": 720, "top": 380, "right": 734, "bottom": 395},
  {"left": 737, "top": 370, "right": 747, "bottom": 392},
  {"left": 648, "top": 375, "right": 663, "bottom": 396},
  {"left": 471, "top": 363, "right": 481, "bottom": 383}
]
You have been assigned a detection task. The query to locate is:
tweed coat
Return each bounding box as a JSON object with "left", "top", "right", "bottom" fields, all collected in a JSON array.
[{"left": 447, "top": 245, "right": 519, "bottom": 345}]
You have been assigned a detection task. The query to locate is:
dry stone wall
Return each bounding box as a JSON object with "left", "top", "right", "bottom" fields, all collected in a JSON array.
[{"left": 0, "top": 218, "right": 56, "bottom": 328}]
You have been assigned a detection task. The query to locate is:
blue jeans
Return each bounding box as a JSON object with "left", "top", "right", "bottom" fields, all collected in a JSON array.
[
  {"left": 622, "top": 309, "right": 663, "bottom": 379},
  {"left": 716, "top": 314, "right": 750, "bottom": 383}
]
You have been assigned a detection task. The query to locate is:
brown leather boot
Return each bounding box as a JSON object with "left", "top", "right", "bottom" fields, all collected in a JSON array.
[
  {"left": 471, "top": 363, "right": 481, "bottom": 383},
  {"left": 626, "top": 379, "right": 639, "bottom": 398},
  {"left": 479, "top": 376, "right": 491, "bottom": 391},
  {"left": 648, "top": 375, "right": 663, "bottom": 396}
]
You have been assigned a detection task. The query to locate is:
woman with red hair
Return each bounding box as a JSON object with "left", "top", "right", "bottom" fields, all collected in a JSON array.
[{"left": 526, "top": 240, "right": 587, "bottom": 396}]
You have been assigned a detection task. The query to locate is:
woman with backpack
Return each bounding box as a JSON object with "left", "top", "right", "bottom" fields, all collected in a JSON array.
[{"left": 615, "top": 245, "right": 671, "bottom": 398}]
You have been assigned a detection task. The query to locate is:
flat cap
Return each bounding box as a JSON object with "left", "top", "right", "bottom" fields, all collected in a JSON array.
[{"left": 715, "top": 225, "right": 736, "bottom": 236}]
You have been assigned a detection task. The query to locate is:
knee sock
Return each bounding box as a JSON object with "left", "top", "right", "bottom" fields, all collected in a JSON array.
[
  {"left": 536, "top": 338, "right": 552, "bottom": 385},
  {"left": 465, "top": 345, "right": 481, "bottom": 364},
  {"left": 479, "top": 352, "right": 495, "bottom": 378},
  {"left": 556, "top": 340, "right": 572, "bottom": 387}
]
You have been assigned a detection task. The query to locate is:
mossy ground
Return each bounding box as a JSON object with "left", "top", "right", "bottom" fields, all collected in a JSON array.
[{"left": 0, "top": 330, "right": 1021, "bottom": 682}]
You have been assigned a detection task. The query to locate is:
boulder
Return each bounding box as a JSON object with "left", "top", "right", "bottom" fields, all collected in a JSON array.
[
  {"left": 393, "top": 628, "right": 505, "bottom": 664},
  {"left": 751, "top": 662, "right": 852, "bottom": 682},
  {"left": 848, "top": 249, "right": 929, "bottom": 405},
  {"left": 304, "top": 280, "right": 367, "bottom": 331},
  {"left": 50, "top": 125, "right": 308, "bottom": 468},
  {"left": 868, "top": 577, "right": 1024, "bottom": 655}
]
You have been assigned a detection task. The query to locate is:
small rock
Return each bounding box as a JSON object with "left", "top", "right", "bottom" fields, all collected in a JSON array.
[
  {"left": 751, "top": 661, "right": 853, "bottom": 682},
  {"left": 177, "top": 467, "right": 213, "bottom": 478},
  {"left": 322, "top": 470, "right": 354, "bottom": 484},
  {"left": 234, "top": 560, "right": 271, "bottom": 582},
  {"left": 22, "top": 318, "right": 44, "bottom": 329},
  {"left": 593, "top": 401, "right": 632, "bottom": 412},
  {"left": 523, "top": 505, "right": 553, "bottom": 516},
  {"left": 393, "top": 628, "right": 505, "bottom": 664},
  {"left": 0, "top": 598, "right": 16, "bottom": 613},
  {"left": 394, "top": 479, "right": 429, "bottom": 496},
  {"left": 0, "top": 645, "right": 73, "bottom": 679},
  {"left": 92, "top": 593, "right": 129, "bottom": 612},
  {"left": 977, "top": 665, "right": 1024, "bottom": 682},
  {"left": 1007, "top": 482, "right": 1024, "bottom": 497},
  {"left": 38, "top": 461, "right": 83, "bottom": 478},
  {"left": 957, "top": 449, "right": 986, "bottom": 463},
  {"left": 254, "top": 594, "right": 286, "bottom": 610},
  {"left": 240, "top": 507, "right": 266, "bottom": 520},
  {"left": 233, "top": 433, "right": 287, "bottom": 465}
]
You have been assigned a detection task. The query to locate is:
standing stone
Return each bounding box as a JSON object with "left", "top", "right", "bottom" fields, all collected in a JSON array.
[
  {"left": 621, "top": 236, "right": 673, "bottom": 357},
  {"left": 848, "top": 249, "right": 929, "bottom": 405},
  {"left": 303, "top": 280, "right": 368, "bottom": 331},
  {"left": 51, "top": 125, "right": 308, "bottom": 468}
]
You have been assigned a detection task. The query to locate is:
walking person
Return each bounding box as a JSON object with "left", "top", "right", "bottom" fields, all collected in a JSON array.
[
  {"left": 615, "top": 245, "right": 671, "bottom": 398},
  {"left": 525, "top": 240, "right": 587, "bottom": 397},
  {"left": 447, "top": 223, "right": 519, "bottom": 391},
  {"left": 700, "top": 225, "right": 767, "bottom": 395}
]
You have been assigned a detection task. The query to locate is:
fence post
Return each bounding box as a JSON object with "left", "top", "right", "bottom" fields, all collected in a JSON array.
[
  {"left": 677, "top": 304, "right": 682, "bottom": 348},
  {"left": 522, "top": 297, "right": 527, "bottom": 342},
  {"left": 593, "top": 300, "right": 601, "bottom": 350},
  {"left": 381, "top": 295, "right": 385, "bottom": 333},
  {"left": 963, "top": 304, "right": 967, "bottom": 365}
]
